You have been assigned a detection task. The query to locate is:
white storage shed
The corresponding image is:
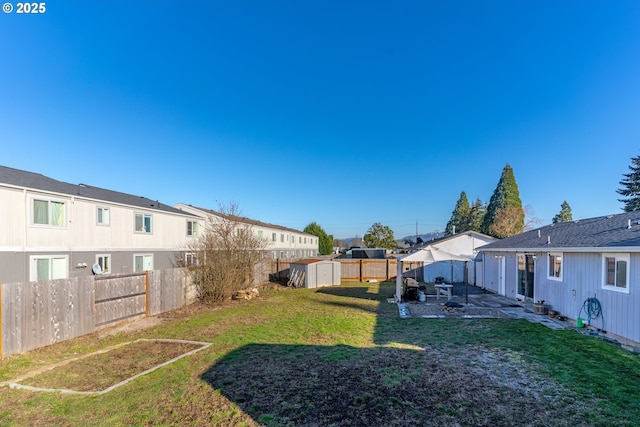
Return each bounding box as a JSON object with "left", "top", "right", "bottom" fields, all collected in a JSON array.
[{"left": 289, "top": 259, "right": 341, "bottom": 288}]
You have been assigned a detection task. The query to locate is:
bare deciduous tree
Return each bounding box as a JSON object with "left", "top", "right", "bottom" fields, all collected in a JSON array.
[{"left": 187, "top": 203, "right": 267, "bottom": 303}]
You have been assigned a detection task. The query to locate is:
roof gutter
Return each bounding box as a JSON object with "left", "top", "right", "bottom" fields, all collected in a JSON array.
[{"left": 479, "top": 246, "right": 640, "bottom": 253}]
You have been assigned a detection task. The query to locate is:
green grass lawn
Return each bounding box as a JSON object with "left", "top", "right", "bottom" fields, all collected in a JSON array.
[{"left": 1, "top": 281, "right": 639, "bottom": 426}]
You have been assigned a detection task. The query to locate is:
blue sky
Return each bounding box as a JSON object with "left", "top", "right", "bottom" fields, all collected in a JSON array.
[{"left": 1, "top": 1, "right": 639, "bottom": 239}]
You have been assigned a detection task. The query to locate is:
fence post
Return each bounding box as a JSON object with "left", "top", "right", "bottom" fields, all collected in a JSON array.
[
  {"left": 145, "top": 271, "right": 149, "bottom": 317},
  {"left": 359, "top": 260, "right": 363, "bottom": 282},
  {"left": 0, "top": 282, "right": 3, "bottom": 358}
]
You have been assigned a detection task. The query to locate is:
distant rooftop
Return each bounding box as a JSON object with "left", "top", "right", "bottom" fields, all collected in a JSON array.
[{"left": 181, "top": 205, "right": 314, "bottom": 235}]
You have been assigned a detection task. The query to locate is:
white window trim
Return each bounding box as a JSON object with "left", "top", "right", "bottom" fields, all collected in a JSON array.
[
  {"left": 187, "top": 220, "right": 198, "bottom": 237},
  {"left": 547, "top": 252, "right": 563, "bottom": 282},
  {"left": 96, "top": 254, "right": 111, "bottom": 274},
  {"left": 96, "top": 206, "right": 111, "bottom": 226},
  {"left": 134, "top": 254, "right": 154, "bottom": 272},
  {"left": 29, "top": 255, "right": 68, "bottom": 281},
  {"left": 134, "top": 212, "right": 153, "bottom": 234},
  {"left": 30, "top": 196, "right": 68, "bottom": 228},
  {"left": 185, "top": 252, "right": 197, "bottom": 266},
  {"left": 602, "top": 253, "right": 630, "bottom": 294}
]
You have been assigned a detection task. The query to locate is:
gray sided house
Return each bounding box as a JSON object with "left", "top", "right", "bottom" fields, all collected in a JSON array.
[
  {"left": 480, "top": 212, "right": 640, "bottom": 345},
  {"left": 0, "top": 165, "right": 202, "bottom": 284}
]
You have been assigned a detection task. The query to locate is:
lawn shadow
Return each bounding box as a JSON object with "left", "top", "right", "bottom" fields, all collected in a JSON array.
[
  {"left": 314, "top": 286, "right": 381, "bottom": 301},
  {"left": 200, "top": 342, "right": 580, "bottom": 427}
]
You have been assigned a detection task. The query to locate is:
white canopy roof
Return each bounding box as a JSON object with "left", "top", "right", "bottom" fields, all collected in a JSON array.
[
  {"left": 398, "top": 246, "right": 472, "bottom": 263},
  {"left": 395, "top": 245, "right": 472, "bottom": 301}
]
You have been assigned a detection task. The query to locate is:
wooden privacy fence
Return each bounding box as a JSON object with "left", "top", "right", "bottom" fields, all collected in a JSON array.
[
  {"left": 269, "top": 258, "right": 397, "bottom": 283},
  {"left": 338, "top": 259, "right": 398, "bottom": 282},
  {"left": 0, "top": 268, "right": 195, "bottom": 358}
]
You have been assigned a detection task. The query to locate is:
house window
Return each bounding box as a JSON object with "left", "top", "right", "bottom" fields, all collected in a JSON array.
[
  {"left": 30, "top": 255, "right": 68, "bottom": 281},
  {"left": 187, "top": 220, "right": 198, "bottom": 236},
  {"left": 603, "top": 254, "right": 629, "bottom": 292},
  {"left": 304, "top": 237, "right": 307, "bottom": 244},
  {"left": 258, "top": 230, "right": 263, "bottom": 240},
  {"left": 299, "top": 236, "right": 302, "bottom": 244},
  {"left": 272, "top": 233, "right": 277, "bottom": 242},
  {"left": 135, "top": 213, "right": 152, "bottom": 233},
  {"left": 272, "top": 251, "right": 277, "bottom": 259},
  {"left": 96, "top": 254, "right": 111, "bottom": 274},
  {"left": 134, "top": 254, "right": 153, "bottom": 272},
  {"left": 280, "top": 234, "right": 284, "bottom": 242},
  {"left": 97, "top": 207, "right": 110, "bottom": 226},
  {"left": 33, "top": 198, "right": 66, "bottom": 227},
  {"left": 185, "top": 253, "right": 198, "bottom": 266},
  {"left": 548, "top": 253, "right": 562, "bottom": 281}
]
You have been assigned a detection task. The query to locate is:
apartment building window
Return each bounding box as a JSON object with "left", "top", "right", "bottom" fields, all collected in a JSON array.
[
  {"left": 33, "top": 198, "right": 66, "bottom": 227},
  {"left": 134, "top": 254, "right": 153, "bottom": 272},
  {"left": 603, "top": 254, "right": 629, "bottom": 292},
  {"left": 280, "top": 234, "right": 284, "bottom": 242},
  {"left": 258, "top": 230, "right": 264, "bottom": 240},
  {"left": 185, "top": 253, "right": 198, "bottom": 266},
  {"left": 135, "top": 213, "right": 152, "bottom": 233},
  {"left": 187, "top": 220, "right": 198, "bottom": 236},
  {"left": 30, "top": 255, "right": 68, "bottom": 281},
  {"left": 299, "top": 236, "right": 302, "bottom": 243},
  {"left": 96, "top": 254, "right": 111, "bottom": 274},
  {"left": 272, "top": 233, "right": 277, "bottom": 242},
  {"left": 304, "top": 237, "right": 307, "bottom": 244},
  {"left": 97, "top": 207, "right": 110, "bottom": 226}
]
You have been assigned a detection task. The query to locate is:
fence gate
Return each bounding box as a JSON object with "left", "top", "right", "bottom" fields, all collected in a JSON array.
[{"left": 94, "top": 272, "right": 147, "bottom": 327}]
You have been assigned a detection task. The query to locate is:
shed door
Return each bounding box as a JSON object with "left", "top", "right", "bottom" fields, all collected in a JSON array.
[{"left": 316, "top": 263, "right": 332, "bottom": 287}]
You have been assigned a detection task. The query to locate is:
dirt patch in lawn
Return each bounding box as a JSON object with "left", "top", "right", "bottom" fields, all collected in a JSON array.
[{"left": 16, "top": 340, "right": 206, "bottom": 393}]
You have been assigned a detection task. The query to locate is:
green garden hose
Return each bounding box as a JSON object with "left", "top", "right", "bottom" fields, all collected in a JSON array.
[{"left": 578, "top": 297, "right": 604, "bottom": 332}]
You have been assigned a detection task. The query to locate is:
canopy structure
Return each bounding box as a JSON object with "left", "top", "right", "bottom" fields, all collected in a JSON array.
[{"left": 395, "top": 246, "right": 472, "bottom": 301}]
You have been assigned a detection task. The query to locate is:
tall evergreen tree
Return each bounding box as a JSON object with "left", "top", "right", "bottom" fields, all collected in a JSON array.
[
  {"left": 445, "top": 191, "right": 471, "bottom": 235},
  {"left": 468, "top": 197, "right": 487, "bottom": 232},
  {"left": 482, "top": 164, "right": 524, "bottom": 238},
  {"left": 552, "top": 201, "right": 573, "bottom": 223},
  {"left": 617, "top": 154, "right": 640, "bottom": 212},
  {"left": 303, "top": 222, "right": 333, "bottom": 255}
]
